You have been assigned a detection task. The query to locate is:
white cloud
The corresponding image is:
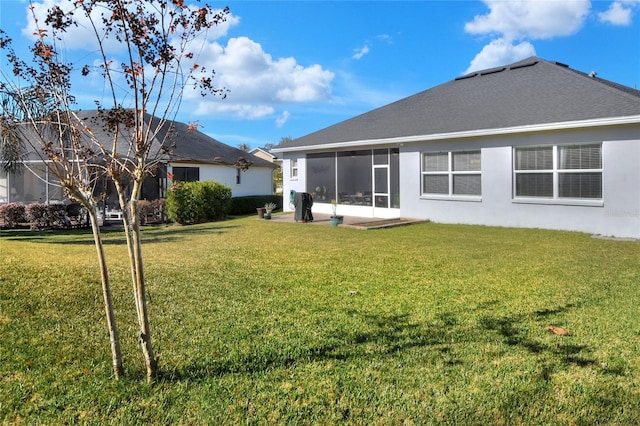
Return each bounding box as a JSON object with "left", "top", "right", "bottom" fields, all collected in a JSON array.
[
  {"left": 465, "top": 0, "right": 591, "bottom": 40},
  {"left": 352, "top": 45, "right": 370, "bottom": 60},
  {"left": 184, "top": 36, "right": 334, "bottom": 119},
  {"left": 276, "top": 110, "right": 290, "bottom": 128},
  {"left": 464, "top": 39, "right": 536, "bottom": 74},
  {"left": 598, "top": 1, "right": 639, "bottom": 25},
  {"left": 193, "top": 102, "right": 274, "bottom": 119},
  {"left": 22, "top": 0, "right": 238, "bottom": 54},
  {"left": 464, "top": 0, "right": 590, "bottom": 73},
  {"left": 19, "top": 2, "right": 334, "bottom": 122}
]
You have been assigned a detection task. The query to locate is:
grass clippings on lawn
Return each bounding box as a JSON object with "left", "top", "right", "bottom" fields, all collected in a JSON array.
[{"left": 1, "top": 217, "right": 640, "bottom": 424}]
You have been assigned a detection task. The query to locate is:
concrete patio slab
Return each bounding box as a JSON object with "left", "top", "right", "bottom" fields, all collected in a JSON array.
[{"left": 267, "top": 213, "right": 426, "bottom": 229}]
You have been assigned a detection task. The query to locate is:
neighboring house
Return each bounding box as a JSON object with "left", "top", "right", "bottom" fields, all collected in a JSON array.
[
  {"left": 250, "top": 147, "right": 278, "bottom": 163},
  {"left": 166, "top": 120, "right": 276, "bottom": 198},
  {"left": 0, "top": 112, "right": 276, "bottom": 209},
  {"left": 273, "top": 57, "right": 640, "bottom": 238},
  {"left": 250, "top": 146, "right": 283, "bottom": 194}
]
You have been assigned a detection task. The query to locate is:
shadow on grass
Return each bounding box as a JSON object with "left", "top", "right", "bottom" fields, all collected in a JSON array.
[
  {"left": 0, "top": 223, "right": 238, "bottom": 245},
  {"left": 158, "top": 311, "right": 453, "bottom": 383},
  {"left": 158, "top": 303, "right": 604, "bottom": 384},
  {"left": 479, "top": 303, "right": 596, "bottom": 368}
]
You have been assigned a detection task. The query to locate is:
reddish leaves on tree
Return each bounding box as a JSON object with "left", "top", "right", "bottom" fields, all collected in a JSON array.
[{"left": 187, "top": 121, "right": 203, "bottom": 131}]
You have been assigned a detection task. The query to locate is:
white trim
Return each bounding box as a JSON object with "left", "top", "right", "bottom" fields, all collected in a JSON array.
[
  {"left": 512, "top": 198, "right": 604, "bottom": 207},
  {"left": 272, "top": 115, "right": 640, "bottom": 153}
]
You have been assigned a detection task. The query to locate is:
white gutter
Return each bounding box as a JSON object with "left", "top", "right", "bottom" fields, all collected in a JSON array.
[{"left": 272, "top": 115, "right": 640, "bottom": 153}]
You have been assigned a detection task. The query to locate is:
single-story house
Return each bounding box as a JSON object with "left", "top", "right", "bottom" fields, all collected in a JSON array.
[
  {"left": 0, "top": 111, "right": 276, "bottom": 210},
  {"left": 273, "top": 57, "right": 640, "bottom": 238}
]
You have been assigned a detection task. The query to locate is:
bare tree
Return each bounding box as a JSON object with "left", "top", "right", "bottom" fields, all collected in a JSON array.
[
  {"left": 0, "top": 84, "right": 124, "bottom": 379},
  {"left": 0, "top": 0, "right": 229, "bottom": 381}
]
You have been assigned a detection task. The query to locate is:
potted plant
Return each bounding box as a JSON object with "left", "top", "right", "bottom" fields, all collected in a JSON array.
[
  {"left": 329, "top": 199, "right": 343, "bottom": 227},
  {"left": 263, "top": 202, "right": 276, "bottom": 219}
]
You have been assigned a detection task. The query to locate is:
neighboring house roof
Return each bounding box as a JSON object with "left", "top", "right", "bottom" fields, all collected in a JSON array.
[
  {"left": 249, "top": 147, "right": 277, "bottom": 162},
  {"left": 165, "top": 119, "right": 274, "bottom": 168},
  {"left": 275, "top": 57, "right": 640, "bottom": 152},
  {"left": 17, "top": 110, "right": 274, "bottom": 168}
]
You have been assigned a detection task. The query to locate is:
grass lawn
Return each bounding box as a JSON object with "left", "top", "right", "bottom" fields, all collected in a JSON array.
[{"left": 1, "top": 216, "right": 640, "bottom": 424}]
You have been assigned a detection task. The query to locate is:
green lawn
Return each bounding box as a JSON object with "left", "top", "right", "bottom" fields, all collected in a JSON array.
[{"left": 1, "top": 217, "right": 640, "bottom": 424}]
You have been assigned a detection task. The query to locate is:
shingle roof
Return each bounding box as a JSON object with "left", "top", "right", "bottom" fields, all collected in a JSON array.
[
  {"left": 164, "top": 118, "right": 273, "bottom": 168},
  {"left": 276, "top": 57, "right": 640, "bottom": 150},
  {"left": 19, "top": 111, "right": 273, "bottom": 168}
]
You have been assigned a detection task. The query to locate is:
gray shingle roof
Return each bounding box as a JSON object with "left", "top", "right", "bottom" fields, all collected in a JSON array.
[
  {"left": 164, "top": 118, "right": 273, "bottom": 168},
  {"left": 19, "top": 111, "right": 273, "bottom": 168},
  {"left": 277, "top": 57, "right": 640, "bottom": 150}
]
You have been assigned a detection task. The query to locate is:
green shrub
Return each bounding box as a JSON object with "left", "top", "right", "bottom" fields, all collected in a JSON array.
[
  {"left": 166, "top": 181, "right": 231, "bottom": 225},
  {"left": 0, "top": 203, "right": 27, "bottom": 228},
  {"left": 229, "top": 195, "right": 283, "bottom": 215}
]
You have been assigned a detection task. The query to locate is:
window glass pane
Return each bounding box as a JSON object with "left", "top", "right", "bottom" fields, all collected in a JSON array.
[
  {"left": 188, "top": 167, "right": 200, "bottom": 181},
  {"left": 515, "top": 147, "right": 552, "bottom": 170},
  {"left": 423, "top": 175, "right": 448, "bottom": 194},
  {"left": 558, "top": 144, "right": 601, "bottom": 170},
  {"left": 453, "top": 175, "right": 481, "bottom": 195},
  {"left": 515, "top": 173, "right": 553, "bottom": 197},
  {"left": 373, "top": 149, "right": 388, "bottom": 165},
  {"left": 453, "top": 151, "right": 481, "bottom": 171},
  {"left": 559, "top": 172, "right": 602, "bottom": 198},
  {"left": 19, "top": 163, "right": 47, "bottom": 203},
  {"left": 390, "top": 148, "right": 400, "bottom": 208},
  {"left": 0, "top": 170, "right": 7, "bottom": 203},
  {"left": 374, "top": 168, "right": 387, "bottom": 193},
  {"left": 173, "top": 166, "right": 199, "bottom": 182},
  {"left": 423, "top": 152, "right": 448, "bottom": 171},
  {"left": 337, "top": 151, "right": 371, "bottom": 206},
  {"left": 47, "top": 174, "right": 64, "bottom": 202},
  {"left": 375, "top": 195, "right": 388, "bottom": 208},
  {"left": 141, "top": 165, "right": 164, "bottom": 200},
  {"left": 307, "top": 152, "right": 336, "bottom": 203}
]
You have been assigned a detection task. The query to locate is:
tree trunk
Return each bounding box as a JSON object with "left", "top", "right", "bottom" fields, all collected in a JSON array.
[
  {"left": 116, "top": 179, "right": 157, "bottom": 381},
  {"left": 88, "top": 205, "right": 124, "bottom": 379}
]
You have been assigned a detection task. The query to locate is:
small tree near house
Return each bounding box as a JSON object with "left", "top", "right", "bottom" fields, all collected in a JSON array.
[{"left": 0, "top": 0, "right": 229, "bottom": 381}]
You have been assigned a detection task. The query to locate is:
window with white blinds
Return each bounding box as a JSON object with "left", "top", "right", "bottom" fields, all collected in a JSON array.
[
  {"left": 422, "top": 150, "right": 481, "bottom": 196},
  {"left": 514, "top": 144, "right": 602, "bottom": 200}
]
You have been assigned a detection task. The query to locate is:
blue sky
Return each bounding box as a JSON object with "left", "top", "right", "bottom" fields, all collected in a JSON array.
[{"left": 1, "top": 0, "right": 639, "bottom": 150}]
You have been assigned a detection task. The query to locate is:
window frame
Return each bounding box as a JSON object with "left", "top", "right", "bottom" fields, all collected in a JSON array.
[
  {"left": 512, "top": 143, "right": 603, "bottom": 206},
  {"left": 420, "top": 150, "right": 482, "bottom": 200},
  {"left": 172, "top": 166, "right": 200, "bottom": 182}
]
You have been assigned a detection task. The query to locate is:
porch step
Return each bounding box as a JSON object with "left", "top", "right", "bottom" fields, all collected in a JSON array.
[{"left": 346, "top": 218, "right": 427, "bottom": 230}]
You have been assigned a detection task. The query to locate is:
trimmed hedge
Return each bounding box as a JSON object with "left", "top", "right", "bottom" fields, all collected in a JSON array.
[
  {"left": 0, "top": 203, "right": 91, "bottom": 230},
  {"left": 26, "top": 203, "right": 68, "bottom": 230},
  {"left": 166, "top": 181, "right": 232, "bottom": 225},
  {"left": 0, "top": 203, "right": 27, "bottom": 228},
  {"left": 229, "top": 195, "right": 283, "bottom": 216}
]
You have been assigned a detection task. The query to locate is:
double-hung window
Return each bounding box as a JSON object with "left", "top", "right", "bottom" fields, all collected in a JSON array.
[
  {"left": 421, "top": 150, "right": 481, "bottom": 197},
  {"left": 290, "top": 158, "right": 298, "bottom": 180},
  {"left": 514, "top": 143, "right": 602, "bottom": 200}
]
